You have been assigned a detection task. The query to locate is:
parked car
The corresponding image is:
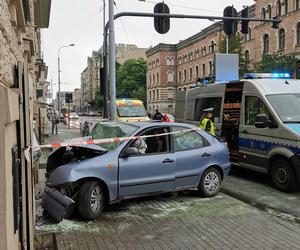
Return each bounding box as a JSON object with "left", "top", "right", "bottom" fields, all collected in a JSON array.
[{"left": 43, "top": 122, "right": 230, "bottom": 221}]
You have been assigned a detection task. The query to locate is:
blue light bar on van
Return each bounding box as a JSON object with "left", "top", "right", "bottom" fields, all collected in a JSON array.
[{"left": 244, "top": 73, "right": 291, "bottom": 79}]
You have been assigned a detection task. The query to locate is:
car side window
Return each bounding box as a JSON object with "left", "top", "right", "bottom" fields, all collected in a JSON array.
[
  {"left": 245, "top": 96, "right": 271, "bottom": 126},
  {"left": 128, "top": 127, "right": 170, "bottom": 155},
  {"left": 172, "top": 127, "right": 203, "bottom": 151}
]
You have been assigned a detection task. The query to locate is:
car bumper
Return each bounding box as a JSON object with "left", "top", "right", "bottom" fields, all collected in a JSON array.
[
  {"left": 42, "top": 186, "right": 74, "bottom": 222},
  {"left": 222, "top": 162, "right": 231, "bottom": 178}
]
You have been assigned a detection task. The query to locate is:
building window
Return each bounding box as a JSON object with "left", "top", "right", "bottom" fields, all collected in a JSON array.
[
  {"left": 157, "top": 89, "right": 159, "bottom": 100},
  {"left": 277, "top": 0, "right": 282, "bottom": 16},
  {"left": 297, "top": 0, "right": 300, "bottom": 10},
  {"left": 263, "top": 34, "right": 270, "bottom": 54},
  {"left": 167, "top": 71, "right": 174, "bottom": 83},
  {"left": 184, "top": 69, "right": 187, "bottom": 81},
  {"left": 202, "top": 64, "right": 206, "bottom": 76},
  {"left": 153, "top": 90, "right": 155, "bottom": 100},
  {"left": 297, "top": 23, "right": 300, "bottom": 44},
  {"left": 209, "top": 61, "right": 213, "bottom": 75},
  {"left": 210, "top": 41, "right": 215, "bottom": 53},
  {"left": 189, "top": 67, "right": 193, "bottom": 80},
  {"left": 178, "top": 71, "right": 182, "bottom": 82},
  {"left": 149, "top": 91, "right": 152, "bottom": 101},
  {"left": 203, "top": 46, "right": 206, "bottom": 55},
  {"left": 245, "top": 50, "right": 250, "bottom": 65},
  {"left": 268, "top": 5, "right": 272, "bottom": 19},
  {"left": 261, "top": 7, "right": 266, "bottom": 22},
  {"left": 279, "top": 29, "right": 285, "bottom": 50},
  {"left": 195, "top": 65, "right": 199, "bottom": 79},
  {"left": 153, "top": 74, "right": 156, "bottom": 84},
  {"left": 283, "top": 0, "right": 288, "bottom": 14},
  {"left": 157, "top": 73, "right": 159, "bottom": 84}
]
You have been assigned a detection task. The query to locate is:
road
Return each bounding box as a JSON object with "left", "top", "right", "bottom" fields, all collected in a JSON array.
[{"left": 36, "top": 118, "right": 300, "bottom": 249}]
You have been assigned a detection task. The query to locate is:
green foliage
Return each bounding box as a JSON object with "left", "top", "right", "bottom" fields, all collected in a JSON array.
[
  {"left": 116, "top": 58, "right": 147, "bottom": 103},
  {"left": 255, "top": 54, "right": 297, "bottom": 74},
  {"left": 218, "top": 35, "right": 249, "bottom": 77}
]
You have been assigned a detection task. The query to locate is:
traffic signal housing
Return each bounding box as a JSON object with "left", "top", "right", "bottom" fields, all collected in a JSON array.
[
  {"left": 241, "top": 7, "right": 249, "bottom": 34},
  {"left": 271, "top": 16, "right": 281, "bottom": 29},
  {"left": 65, "top": 93, "right": 73, "bottom": 103},
  {"left": 223, "top": 6, "right": 238, "bottom": 36},
  {"left": 154, "top": 2, "right": 170, "bottom": 34}
]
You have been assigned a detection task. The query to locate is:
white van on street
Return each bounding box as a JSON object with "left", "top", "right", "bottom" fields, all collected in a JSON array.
[{"left": 176, "top": 73, "right": 300, "bottom": 191}]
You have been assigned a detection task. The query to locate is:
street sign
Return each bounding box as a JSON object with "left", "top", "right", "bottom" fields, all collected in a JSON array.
[{"left": 65, "top": 93, "right": 73, "bottom": 103}]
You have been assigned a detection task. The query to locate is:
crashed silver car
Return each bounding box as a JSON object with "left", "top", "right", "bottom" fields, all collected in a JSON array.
[{"left": 44, "top": 122, "right": 231, "bottom": 221}]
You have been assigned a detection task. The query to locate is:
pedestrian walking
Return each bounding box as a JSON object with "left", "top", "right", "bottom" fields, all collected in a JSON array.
[{"left": 200, "top": 107, "right": 215, "bottom": 135}]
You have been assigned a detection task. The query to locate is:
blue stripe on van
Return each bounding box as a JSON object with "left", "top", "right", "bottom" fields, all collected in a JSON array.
[{"left": 238, "top": 137, "right": 300, "bottom": 155}]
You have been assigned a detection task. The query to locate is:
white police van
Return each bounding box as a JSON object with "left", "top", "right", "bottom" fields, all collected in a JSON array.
[{"left": 176, "top": 73, "right": 300, "bottom": 191}]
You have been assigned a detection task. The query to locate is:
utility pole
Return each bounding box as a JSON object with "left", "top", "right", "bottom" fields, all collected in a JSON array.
[{"left": 108, "top": 0, "right": 116, "bottom": 120}]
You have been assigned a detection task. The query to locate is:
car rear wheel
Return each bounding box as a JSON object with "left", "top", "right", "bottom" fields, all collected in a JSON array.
[
  {"left": 271, "top": 159, "right": 296, "bottom": 192},
  {"left": 78, "top": 181, "right": 105, "bottom": 219},
  {"left": 198, "top": 167, "right": 221, "bottom": 197}
]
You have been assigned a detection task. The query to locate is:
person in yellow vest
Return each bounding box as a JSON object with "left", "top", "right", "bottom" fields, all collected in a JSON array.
[{"left": 200, "top": 107, "right": 215, "bottom": 135}]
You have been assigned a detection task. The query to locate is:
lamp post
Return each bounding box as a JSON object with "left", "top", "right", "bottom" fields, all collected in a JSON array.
[
  {"left": 50, "top": 71, "right": 58, "bottom": 106},
  {"left": 57, "top": 43, "right": 75, "bottom": 123}
]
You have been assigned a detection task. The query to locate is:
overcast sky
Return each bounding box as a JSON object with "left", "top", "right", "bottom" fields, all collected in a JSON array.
[{"left": 43, "top": 0, "right": 254, "bottom": 96}]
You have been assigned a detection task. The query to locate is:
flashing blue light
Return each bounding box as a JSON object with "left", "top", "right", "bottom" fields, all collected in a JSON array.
[{"left": 244, "top": 73, "right": 291, "bottom": 79}]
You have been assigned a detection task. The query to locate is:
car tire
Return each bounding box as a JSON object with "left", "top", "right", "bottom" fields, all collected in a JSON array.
[
  {"left": 78, "top": 181, "right": 105, "bottom": 219},
  {"left": 271, "top": 159, "right": 296, "bottom": 192},
  {"left": 198, "top": 167, "right": 221, "bottom": 197}
]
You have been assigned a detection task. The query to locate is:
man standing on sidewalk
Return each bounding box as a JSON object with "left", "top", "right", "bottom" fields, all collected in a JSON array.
[{"left": 51, "top": 112, "right": 59, "bottom": 134}]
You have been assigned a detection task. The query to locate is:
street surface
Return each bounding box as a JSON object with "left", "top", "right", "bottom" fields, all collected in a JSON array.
[{"left": 36, "top": 118, "right": 300, "bottom": 249}]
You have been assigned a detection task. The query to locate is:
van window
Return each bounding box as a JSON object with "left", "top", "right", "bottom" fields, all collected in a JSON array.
[
  {"left": 245, "top": 96, "right": 270, "bottom": 125},
  {"left": 193, "top": 97, "right": 222, "bottom": 122}
]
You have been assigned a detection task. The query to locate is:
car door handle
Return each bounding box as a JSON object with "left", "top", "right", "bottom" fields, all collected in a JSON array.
[
  {"left": 242, "top": 130, "right": 248, "bottom": 134},
  {"left": 202, "top": 153, "right": 211, "bottom": 157},
  {"left": 162, "top": 158, "right": 174, "bottom": 164}
]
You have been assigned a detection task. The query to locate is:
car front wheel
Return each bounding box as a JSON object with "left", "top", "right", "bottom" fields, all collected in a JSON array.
[
  {"left": 198, "top": 167, "right": 221, "bottom": 197},
  {"left": 78, "top": 181, "right": 105, "bottom": 219}
]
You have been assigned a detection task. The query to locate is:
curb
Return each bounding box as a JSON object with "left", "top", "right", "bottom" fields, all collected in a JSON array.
[{"left": 221, "top": 186, "right": 300, "bottom": 219}]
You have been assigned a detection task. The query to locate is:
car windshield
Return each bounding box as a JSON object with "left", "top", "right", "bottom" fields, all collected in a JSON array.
[
  {"left": 267, "top": 94, "right": 300, "bottom": 123},
  {"left": 117, "top": 105, "right": 148, "bottom": 117},
  {"left": 91, "top": 122, "right": 138, "bottom": 150}
]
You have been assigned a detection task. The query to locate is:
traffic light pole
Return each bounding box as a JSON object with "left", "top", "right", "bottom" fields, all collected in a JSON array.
[{"left": 104, "top": 11, "right": 280, "bottom": 120}]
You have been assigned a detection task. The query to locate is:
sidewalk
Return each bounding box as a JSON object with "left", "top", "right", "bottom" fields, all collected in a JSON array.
[{"left": 221, "top": 173, "right": 300, "bottom": 220}]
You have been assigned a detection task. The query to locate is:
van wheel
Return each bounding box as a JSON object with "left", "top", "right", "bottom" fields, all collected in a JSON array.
[
  {"left": 78, "top": 181, "right": 105, "bottom": 219},
  {"left": 271, "top": 159, "right": 296, "bottom": 192},
  {"left": 198, "top": 167, "right": 221, "bottom": 197}
]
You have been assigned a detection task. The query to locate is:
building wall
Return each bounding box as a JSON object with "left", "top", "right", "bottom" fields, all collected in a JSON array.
[
  {"left": 116, "top": 44, "right": 147, "bottom": 65},
  {"left": 0, "top": 0, "right": 51, "bottom": 248}
]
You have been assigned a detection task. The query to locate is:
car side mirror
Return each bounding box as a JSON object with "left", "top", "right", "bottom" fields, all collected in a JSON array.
[
  {"left": 255, "top": 114, "right": 269, "bottom": 128},
  {"left": 122, "top": 147, "right": 139, "bottom": 158}
]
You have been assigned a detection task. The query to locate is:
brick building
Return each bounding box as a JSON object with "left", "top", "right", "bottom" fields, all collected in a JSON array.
[
  {"left": 146, "top": 0, "right": 300, "bottom": 115},
  {"left": 0, "top": 0, "right": 51, "bottom": 249}
]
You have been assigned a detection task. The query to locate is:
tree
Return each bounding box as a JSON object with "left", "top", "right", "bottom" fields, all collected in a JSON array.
[
  {"left": 116, "top": 58, "right": 147, "bottom": 103},
  {"left": 218, "top": 35, "right": 250, "bottom": 77},
  {"left": 255, "top": 54, "right": 297, "bottom": 75}
]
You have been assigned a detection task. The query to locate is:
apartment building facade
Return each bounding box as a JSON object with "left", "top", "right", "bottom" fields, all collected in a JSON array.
[
  {"left": 0, "top": 0, "right": 51, "bottom": 249},
  {"left": 146, "top": 0, "right": 300, "bottom": 115}
]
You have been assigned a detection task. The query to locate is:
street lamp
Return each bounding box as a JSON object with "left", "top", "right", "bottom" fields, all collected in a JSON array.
[
  {"left": 50, "top": 71, "right": 58, "bottom": 105},
  {"left": 57, "top": 43, "right": 75, "bottom": 123}
]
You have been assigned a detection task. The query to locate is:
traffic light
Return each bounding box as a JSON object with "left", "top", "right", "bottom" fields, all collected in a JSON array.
[
  {"left": 241, "top": 7, "right": 249, "bottom": 34},
  {"left": 223, "top": 6, "right": 238, "bottom": 36},
  {"left": 271, "top": 16, "right": 281, "bottom": 29},
  {"left": 65, "top": 93, "right": 73, "bottom": 103},
  {"left": 154, "top": 2, "right": 170, "bottom": 34}
]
